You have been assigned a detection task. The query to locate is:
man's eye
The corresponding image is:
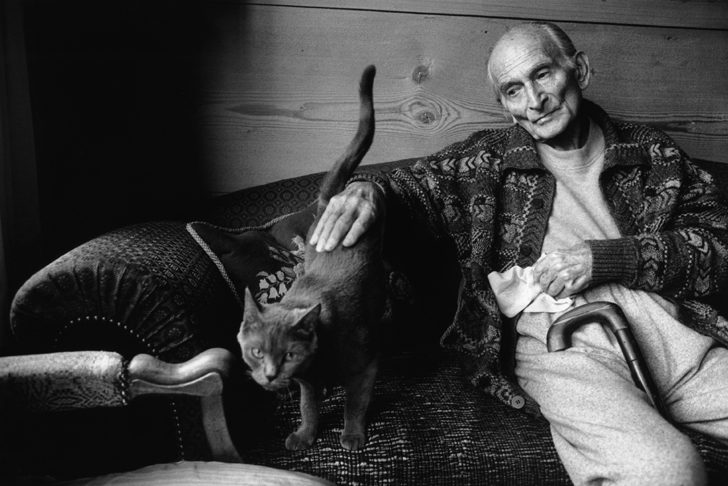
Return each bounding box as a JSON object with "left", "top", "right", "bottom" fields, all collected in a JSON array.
[
  {"left": 537, "top": 70, "right": 550, "bottom": 80},
  {"left": 505, "top": 87, "right": 520, "bottom": 98},
  {"left": 250, "top": 347, "right": 263, "bottom": 359}
]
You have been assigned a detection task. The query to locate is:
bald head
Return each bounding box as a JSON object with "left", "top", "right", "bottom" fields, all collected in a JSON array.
[
  {"left": 487, "top": 22, "right": 578, "bottom": 101},
  {"left": 483, "top": 22, "right": 591, "bottom": 149}
]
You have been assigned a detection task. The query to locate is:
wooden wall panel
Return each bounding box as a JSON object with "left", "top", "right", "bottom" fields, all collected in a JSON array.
[
  {"left": 199, "top": 2, "right": 728, "bottom": 194},
  {"left": 249, "top": 0, "right": 728, "bottom": 30}
]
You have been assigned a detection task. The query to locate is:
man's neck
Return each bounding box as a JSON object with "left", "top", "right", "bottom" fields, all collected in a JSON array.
[
  {"left": 536, "top": 118, "right": 604, "bottom": 173},
  {"left": 542, "top": 114, "right": 590, "bottom": 151}
]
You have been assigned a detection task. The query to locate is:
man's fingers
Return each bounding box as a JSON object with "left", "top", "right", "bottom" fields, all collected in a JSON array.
[
  {"left": 533, "top": 255, "right": 560, "bottom": 283},
  {"left": 310, "top": 202, "right": 338, "bottom": 245},
  {"left": 314, "top": 205, "right": 344, "bottom": 252},
  {"left": 342, "top": 218, "right": 368, "bottom": 247},
  {"left": 546, "top": 280, "right": 565, "bottom": 297},
  {"left": 309, "top": 213, "right": 324, "bottom": 245},
  {"left": 323, "top": 209, "right": 358, "bottom": 251},
  {"left": 545, "top": 270, "right": 571, "bottom": 297},
  {"left": 309, "top": 181, "right": 383, "bottom": 252},
  {"left": 568, "top": 275, "right": 589, "bottom": 295},
  {"left": 540, "top": 264, "right": 587, "bottom": 296},
  {"left": 537, "top": 262, "right": 566, "bottom": 290}
]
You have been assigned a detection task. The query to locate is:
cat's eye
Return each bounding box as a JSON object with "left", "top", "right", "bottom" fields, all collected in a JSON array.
[
  {"left": 285, "top": 352, "right": 296, "bottom": 361},
  {"left": 250, "top": 347, "right": 264, "bottom": 359}
]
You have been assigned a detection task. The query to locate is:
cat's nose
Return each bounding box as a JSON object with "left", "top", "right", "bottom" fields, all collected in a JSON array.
[{"left": 263, "top": 362, "right": 278, "bottom": 382}]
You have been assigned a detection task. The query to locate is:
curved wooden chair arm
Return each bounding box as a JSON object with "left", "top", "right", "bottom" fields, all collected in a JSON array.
[
  {"left": 127, "top": 347, "right": 242, "bottom": 462},
  {"left": 128, "top": 347, "right": 236, "bottom": 398},
  {"left": 0, "top": 347, "right": 242, "bottom": 462}
]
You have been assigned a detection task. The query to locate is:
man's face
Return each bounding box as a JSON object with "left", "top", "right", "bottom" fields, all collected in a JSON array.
[{"left": 490, "top": 33, "right": 586, "bottom": 148}]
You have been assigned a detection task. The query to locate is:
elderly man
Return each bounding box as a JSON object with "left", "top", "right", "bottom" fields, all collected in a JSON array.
[{"left": 310, "top": 21, "right": 728, "bottom": 485}]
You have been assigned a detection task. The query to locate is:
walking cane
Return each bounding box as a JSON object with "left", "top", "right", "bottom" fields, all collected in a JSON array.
[{"left": 546, "top": 301, "right": 670, "bottom": 420}]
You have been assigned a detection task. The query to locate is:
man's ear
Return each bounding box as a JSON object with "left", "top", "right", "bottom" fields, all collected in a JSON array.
[
  {"left": 574, "top": 51, "right": 591, "bottom": 90},
  {"left": 243, "top": 287, "right": 261, "bottom": 325},
  {"left": 292, "top": 303, "right": 321, "bottom": 338}
]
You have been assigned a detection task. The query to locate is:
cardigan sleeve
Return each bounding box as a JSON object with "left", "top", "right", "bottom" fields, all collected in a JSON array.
[
  {"left": 587, "top": 152, "right": 728, "bottom": 300},
  {"left": 348, "top": 146, "right": 478, "bottom": 240},
  {"left": 347, "top": 165, "right": 446, "bottom": 239}
]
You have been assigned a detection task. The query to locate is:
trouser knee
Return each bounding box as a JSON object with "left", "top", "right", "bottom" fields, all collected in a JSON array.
[{"left": 624, "top": 434, "right": 705, "bottom": 486}]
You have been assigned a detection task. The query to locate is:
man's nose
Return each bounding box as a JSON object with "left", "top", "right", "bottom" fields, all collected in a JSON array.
[{"left": 525, "top": 84, "right": 546, "bottom": 111}]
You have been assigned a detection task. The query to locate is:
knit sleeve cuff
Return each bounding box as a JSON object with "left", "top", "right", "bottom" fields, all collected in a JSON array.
[
  {"left": 347, "top": 172, "right": 390, "bottom": 199},
  {"left": 586, "top": 238, "right": 638, "bottom": 286}
]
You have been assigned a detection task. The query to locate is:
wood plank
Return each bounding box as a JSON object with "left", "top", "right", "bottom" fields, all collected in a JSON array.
[
  {"left": 199, "top": 4, "right": 728, "bottom": 194},
  {"left": 244, "top": 0, "right": 728, "bottom": 30}
]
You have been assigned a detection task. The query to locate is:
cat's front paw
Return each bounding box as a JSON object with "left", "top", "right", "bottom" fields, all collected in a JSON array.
[
  {"left": 285, "top": 431, "right": 316, "bottom": 451},
  {"left": 340, "top": 432, "right": 366, "bottom": 451}
]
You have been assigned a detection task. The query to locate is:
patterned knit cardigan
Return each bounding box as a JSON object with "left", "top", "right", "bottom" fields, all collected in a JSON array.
[{"left": 353, "top": 100, "right": 728, "bottom": 412}]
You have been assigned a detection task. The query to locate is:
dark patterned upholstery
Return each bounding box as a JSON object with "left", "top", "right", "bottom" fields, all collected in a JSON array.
[
  {"left": 0, "top": 351, "right": 127, "bottom": 412},
  {"left": 242, "top": 352, "right": 728, "bottom": 485},
  {"left": 9, "top": 222, "right": 247, "bottom": 477},
  {"left": 9, "top": 159, "right": 728, "bottom": 484},
  {"left": 11, "top": 222, "right": 238, "bottom": 360}
]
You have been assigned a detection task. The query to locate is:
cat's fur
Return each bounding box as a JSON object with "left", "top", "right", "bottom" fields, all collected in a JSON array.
[{"left": 237, "top": 65, "right": 384, "bottom": 451}]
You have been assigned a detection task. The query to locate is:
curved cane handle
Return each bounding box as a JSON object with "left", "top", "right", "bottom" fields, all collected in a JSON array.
[{"left": 547, "top": 302, "right": 669, "bottom": 420}]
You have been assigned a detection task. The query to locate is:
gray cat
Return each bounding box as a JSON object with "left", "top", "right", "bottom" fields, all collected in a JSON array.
[{"left": 238, "top": 66, "right": 384, "bottom": 451}]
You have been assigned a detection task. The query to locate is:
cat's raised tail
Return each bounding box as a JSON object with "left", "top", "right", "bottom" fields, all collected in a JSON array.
[{"left": 317, "top": 65, "right": 376, "bottom": 213}]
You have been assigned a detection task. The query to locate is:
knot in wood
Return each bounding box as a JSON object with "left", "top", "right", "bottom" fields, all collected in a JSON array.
[
  {"left": 406, "top": 96, "right": 440, "bottom": 128},
  {"left": 412, "top": 65, "right": 430, "bottom": 84},
  {"left": 418, "top": 111, "right": 436, "bottom": 125}
]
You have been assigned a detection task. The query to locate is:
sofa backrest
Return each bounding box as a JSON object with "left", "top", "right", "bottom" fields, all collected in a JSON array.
[{"left": 204, "top": 158, "right": 728, "bottom": 229}]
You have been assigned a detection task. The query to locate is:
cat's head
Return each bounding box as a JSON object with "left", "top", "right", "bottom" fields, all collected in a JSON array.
[{"left": 237, "top": 287, "right": 320, "bottom": 391}]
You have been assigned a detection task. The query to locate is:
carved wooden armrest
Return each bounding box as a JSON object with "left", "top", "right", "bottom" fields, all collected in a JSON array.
[
  {"left": 0, "top": 348, "right": 241, "bottom": 462},
  {"left": 128, "top": 348, "right": 241, "bottom": 462}
]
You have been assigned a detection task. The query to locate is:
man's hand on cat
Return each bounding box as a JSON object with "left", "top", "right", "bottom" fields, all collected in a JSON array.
[
  {"left": 532, "top": 242, "right": 593, "bottom": 298},
  {"left": 310, "top": 181, "right": 384, "bottom": 252}
]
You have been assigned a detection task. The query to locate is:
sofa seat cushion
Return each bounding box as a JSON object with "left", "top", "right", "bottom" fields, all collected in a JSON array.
[
  {"left": 242, "top": 351, "right": 571, "bottom": 485},
  {"left": 238, "top": 350, "right": 728, "bottom": 485}
]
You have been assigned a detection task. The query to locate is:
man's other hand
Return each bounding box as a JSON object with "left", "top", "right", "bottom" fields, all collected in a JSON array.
[
  {"left": 309, "top": 181, "right": 384, "bottom": 252},
  {"left": 532, "top": 242, "right": 593, "bottom": 298}
]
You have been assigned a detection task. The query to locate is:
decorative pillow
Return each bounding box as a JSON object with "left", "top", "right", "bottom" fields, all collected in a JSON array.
[
  {"left": 187, "top": 204, "right": 419, "bottom": 334},
  {"left": 186, "top": 221, "right": 304, "bottom": 307}
]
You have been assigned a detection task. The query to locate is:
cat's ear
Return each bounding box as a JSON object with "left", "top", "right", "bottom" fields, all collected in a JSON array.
[
  {"left": 242, "top": 287, "right": 261, "bottom": 327},
  {"left": 292, "top": 303, "right": 321, "bottom": 338}
]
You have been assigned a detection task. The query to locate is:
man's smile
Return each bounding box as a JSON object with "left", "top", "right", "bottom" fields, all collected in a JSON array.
[{"left": 531, "top": 108, "right": 558, "bottom": 124}]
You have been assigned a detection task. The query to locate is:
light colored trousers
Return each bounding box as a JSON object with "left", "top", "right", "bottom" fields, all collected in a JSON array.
[{"left": 515, "top": 284, "right": 728, "bottom": 486}]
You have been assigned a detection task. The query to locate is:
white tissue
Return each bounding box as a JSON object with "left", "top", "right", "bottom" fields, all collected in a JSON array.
[{"left": 487, "top": 264, "right": 573, "bottom": 318}]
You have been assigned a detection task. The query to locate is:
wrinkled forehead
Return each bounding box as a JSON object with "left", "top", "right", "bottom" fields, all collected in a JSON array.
[{"left": 489, "top": 31, "right": 560, "bottom": 86}]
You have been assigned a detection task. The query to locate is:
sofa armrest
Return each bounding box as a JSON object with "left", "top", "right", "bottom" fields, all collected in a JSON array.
[
  {"left": 7, "top": 222, "right": 248, "bottom": 471},
  {"left": 201, "top": 158, "right": 418, "bottom": 228},
  {"left": 1, "top": 348, "right": 242, "bottom": 463},
  {"left": 10, "top": 222, "right": 241, "bottom": 362},
  {"left": 0, "top": 350, "right": 128, "bottom": 412}
]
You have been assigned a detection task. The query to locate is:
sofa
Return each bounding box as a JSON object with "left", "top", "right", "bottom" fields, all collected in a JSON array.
[{"left": 7, "top": 158, "right": 728, "bottom": 485}]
